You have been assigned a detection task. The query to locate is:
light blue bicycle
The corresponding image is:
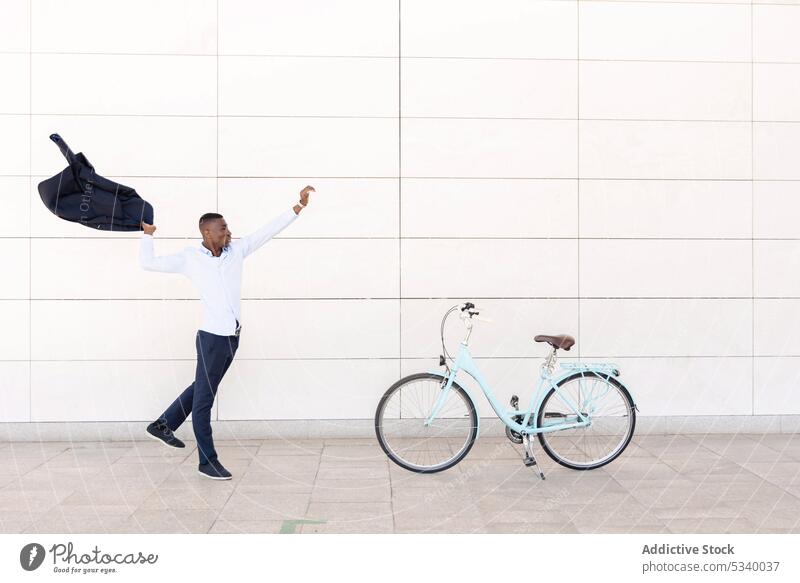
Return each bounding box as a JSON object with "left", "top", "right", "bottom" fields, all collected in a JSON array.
[{"left": 375, "top": 303, "right": 637, "bottom": 478}]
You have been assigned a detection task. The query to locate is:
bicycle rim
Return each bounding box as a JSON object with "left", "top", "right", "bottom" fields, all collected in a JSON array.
[
  {"left": 537, "top": 372, "right": 635, "bottom": 469},
  {"left": 375, "top": 374, "right": 477, "bottom": 473}
]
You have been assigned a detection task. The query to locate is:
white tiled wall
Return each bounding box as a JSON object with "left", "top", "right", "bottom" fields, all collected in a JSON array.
[{"left": 1, "top": 0, "right": 798, "bottom": 426}]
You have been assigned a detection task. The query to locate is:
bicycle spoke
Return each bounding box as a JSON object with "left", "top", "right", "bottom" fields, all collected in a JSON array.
[
  {"left": 377, "top": 376, "right": 477, "bottom": 472},
  {"left": 539, "top": 374, "right": 634, "bottom": 468}
]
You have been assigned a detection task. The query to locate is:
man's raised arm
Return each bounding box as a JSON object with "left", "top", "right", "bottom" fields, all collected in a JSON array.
[
  {"left": 238, "top": 185, "right": 314, "bottom": 258},
  {"left": 139, "top": 222, "right": 187, "bottom": 273}
]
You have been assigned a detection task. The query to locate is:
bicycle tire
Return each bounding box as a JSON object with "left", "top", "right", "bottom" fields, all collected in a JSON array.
[
  {"left": 375, "top": 372, "right": 478, "bottom": 473},
  {"left": 536, "top": 371, "right": 636, "bottom": 470}
]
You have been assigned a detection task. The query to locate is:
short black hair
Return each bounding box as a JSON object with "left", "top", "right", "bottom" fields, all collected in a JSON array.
[{"left": 199, "top": 212, "right": 224, "bottom": 230}]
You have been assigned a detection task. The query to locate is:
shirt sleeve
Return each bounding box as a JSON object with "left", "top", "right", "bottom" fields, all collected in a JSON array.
[
  {"left": 237, "top": 207, "right": 299, "bottom": 259},
  {"left": 139, "top": 234, "right": 187, "bottom": 274}
]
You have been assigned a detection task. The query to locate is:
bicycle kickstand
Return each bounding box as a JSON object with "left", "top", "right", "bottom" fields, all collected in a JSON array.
[{"left": 522, "top": 434, "right": 546, "bottom": 480}]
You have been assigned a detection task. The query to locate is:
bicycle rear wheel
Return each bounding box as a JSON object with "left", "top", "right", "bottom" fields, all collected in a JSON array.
[
  {"left": 375, "top": 373, "right": 478, "bottom": 473},
  {"left": 537, "top": 371, "right": 635, "bottom": 470}
]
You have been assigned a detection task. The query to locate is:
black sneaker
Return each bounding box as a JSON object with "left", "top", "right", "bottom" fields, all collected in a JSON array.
[
  {"left": 198, "top": 459, "right": 232, "bottom": 480},
  {"left": 146, "top": 419, "right": 185, "bottom": 448}
]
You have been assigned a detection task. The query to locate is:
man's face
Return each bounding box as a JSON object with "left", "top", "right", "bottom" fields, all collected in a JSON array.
[{"left": 204, "top": 218, "right": 231, "bottom": 248}]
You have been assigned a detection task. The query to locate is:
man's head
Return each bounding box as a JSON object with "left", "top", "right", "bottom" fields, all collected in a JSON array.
[{"left": 199, "top": 212, "right": 231, "bottom": 250}]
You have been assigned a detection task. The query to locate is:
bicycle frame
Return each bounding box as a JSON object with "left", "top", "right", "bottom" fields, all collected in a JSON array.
[{"left": 425, "top": 340, "right": 625, "bottom": 439}]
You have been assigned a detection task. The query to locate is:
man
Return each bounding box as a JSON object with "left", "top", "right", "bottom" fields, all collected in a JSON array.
[{"left": 139, "top": 185, "right": 315, "bottom": 480}]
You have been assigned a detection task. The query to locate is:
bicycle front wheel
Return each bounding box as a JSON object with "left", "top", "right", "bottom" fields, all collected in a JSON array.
[
  {"left": 375, "top": 373, "right": 478, "bottom": 473},
  {"left": 537, "top": 371, "right": 635, "bottom": 470}
]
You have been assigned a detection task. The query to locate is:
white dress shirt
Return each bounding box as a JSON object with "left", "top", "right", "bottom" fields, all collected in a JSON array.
[{"left": 140, "top": 207, "right": 298, "bottom": 336}]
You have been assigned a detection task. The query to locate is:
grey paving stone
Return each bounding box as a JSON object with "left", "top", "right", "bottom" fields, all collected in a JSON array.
[
  {"left": 218, "top": 491, "right": 311, "bottom": 522},
  {"left": 393, "top": 510, "right": 485, "bottom": 532},
  {"left": 305, "top": 501, "right": 392, "bottom": 523},
  {"left": 0, "top": 509, "right": 59, "bottom": 536},
  {"left": 666, "top": 517, "right": 761, "bottom": 534},
  {"left": 235, "top": 481, "right": 314, "bottom": 496},
  {"left": 256, "top": 440, "right": 324, "bottom": 456},
  {"left": 323, "top": 438, "right": 379, "bottom": 447},
  {"left": 460, "top": 440, "right": 521, "bottom": 460},
  {"left": 0, "top": 486, "right": 74, "bottom": 511},
  {"left": 236, "top": 471, "right": 317, "bottom": 489},
  {"left": 246, "top": 455, "right": 320, "bottom": 474},
  {"left": 739, "top": 462, "right": 800, "bottom": 487},
  {"left": 316, "top": 464, "right": 390, "bottom": 481},
  {"left": 582, "top": 523, "right": 672, "bottom": 534},
  {"left": 5, "top": 442, "right": 73, "bottom": 455},
  {"left": 648, "top": 499, "right": 753, "bottom": 521},
  {"left": 59, "top": 488, "right": 151, "bottom": 509},
  {"left": 47, "top": 448, "right": 128, "bottom": 466},
  {"left": 121, "top": 508, "right": 219, "bottom": 534},
  {"left": 208, "top": 519, "right": 286, "bottom": 533},
  {"left": 480, "top": 506, "right": 576, "bottom": 526},
  {"left": 105, "top": 461, "right": 177, "bottom": 482},
  {"left": 311, "top": 478, "right": 391, "bottom": 503},
  {"left": 44, "top": 504, "right": 135, "bottom": 518},
  {"left": 484, "top": 520, "right": 579, "bottom": 534},
  {"left": 300, "top": 519, "right": 393, "bottom": 534},
  {"left": 606, "top": 462, "right": 684, "bottom": 482},
  {"left": 137, "top": 487, "right": 234, "bottom": 511},
  {"left": 24, "top": 512, "right": 133, "bottom": 534},
  {"left": 2, "top": 434, "right": 798, "bottom": 534},
  {"left": 0, "top": 518, "right": 36, "bottom": 534}
]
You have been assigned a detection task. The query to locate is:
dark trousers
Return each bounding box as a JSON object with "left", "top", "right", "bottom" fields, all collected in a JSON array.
[{"left": 159, "top": 327, "right": 240, "bottom": 465}]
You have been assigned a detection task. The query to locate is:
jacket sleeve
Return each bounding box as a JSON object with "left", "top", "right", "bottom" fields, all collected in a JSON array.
[
  {"left": 237, "top": 207, "right": 298, "bottom": 258},
  {"left": 139, "top": 234, "right": 187, "bottom": 273}
]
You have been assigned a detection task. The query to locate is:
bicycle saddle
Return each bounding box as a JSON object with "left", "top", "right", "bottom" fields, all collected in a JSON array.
[{"left": 534, "top": 334, "right": 575, "bottom": 351}]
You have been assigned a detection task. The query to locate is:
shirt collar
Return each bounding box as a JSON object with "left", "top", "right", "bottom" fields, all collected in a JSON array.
[{"left": 199, "top": 241, "right": 229, "bottom": 257}]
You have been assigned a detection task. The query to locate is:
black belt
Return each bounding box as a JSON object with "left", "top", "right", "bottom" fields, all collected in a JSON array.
[{"left": 234, "top": 318, "right": 241, "bottom": 337}]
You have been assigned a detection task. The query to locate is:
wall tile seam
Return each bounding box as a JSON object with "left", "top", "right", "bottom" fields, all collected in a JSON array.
[
  {"left": 8, "top": 356, "right": 790, "bottom": 361},
  {"left": 11, "top": 114, "right": 800, "bottom": 123},
  {"left": 9, "top": 52, "right": 800, "bottom": 65},
  {"left": 10, "top": 176, "right": 800, "bottom": 181},
  {"left": 6, "top": 297, "right": 795, "bottom": 300},
  {"left": 10, "top": 175, "right": 800, "bottom": 180}
]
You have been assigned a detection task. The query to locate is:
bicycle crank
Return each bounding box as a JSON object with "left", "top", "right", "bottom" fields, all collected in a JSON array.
[{"left": 505, "top": 395, "right": 523, "bottom": 444}]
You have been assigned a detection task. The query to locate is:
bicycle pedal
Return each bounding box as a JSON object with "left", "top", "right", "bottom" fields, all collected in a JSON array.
[{"left": 523, "top": 455, "right": 537, "bottom": 467}]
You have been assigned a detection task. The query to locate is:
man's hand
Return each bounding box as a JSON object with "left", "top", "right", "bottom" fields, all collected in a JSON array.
[
  {"left": 141, "top": 221, "right": 156, "bottom": 235},
  {"left": 300, "top": 185, "right": 314, "bottom": 206},
  {"left": 294, "top": 185, "right": 315, "bottom": 214}
]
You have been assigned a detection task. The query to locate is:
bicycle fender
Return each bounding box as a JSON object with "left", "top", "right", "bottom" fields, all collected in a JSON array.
[{"left": 425, "top": 369, "right": 482, "bottom": 438}]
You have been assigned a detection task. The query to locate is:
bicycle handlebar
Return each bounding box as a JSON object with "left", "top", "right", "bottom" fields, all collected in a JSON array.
[
  {"left": 441, "top": 302, "right": 490, "bottom": 364},
  {"left": 457, "top": 302, "right": 491, "bottom": 323}
]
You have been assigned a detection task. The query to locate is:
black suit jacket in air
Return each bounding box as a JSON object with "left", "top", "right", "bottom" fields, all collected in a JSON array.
[{"left": 37, "top": 134, "right": 154, "bottom": 232}]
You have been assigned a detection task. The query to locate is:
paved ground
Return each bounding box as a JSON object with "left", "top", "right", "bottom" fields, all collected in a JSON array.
[{"left": 1, "top": 434, "right": 799, "bottom": 534}]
